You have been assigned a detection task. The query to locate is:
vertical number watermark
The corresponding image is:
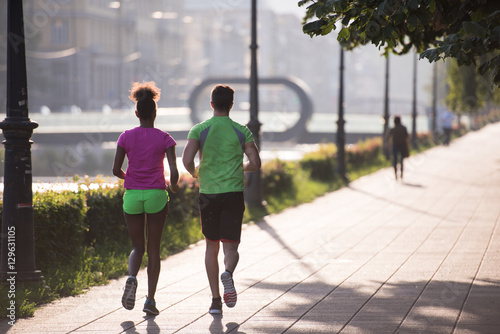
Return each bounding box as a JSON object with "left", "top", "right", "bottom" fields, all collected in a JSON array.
[{"left": 6, "top": 226, "right": 16, "bottom": 326}]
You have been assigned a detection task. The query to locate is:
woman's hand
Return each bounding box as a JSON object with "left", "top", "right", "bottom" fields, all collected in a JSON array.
[{"left": 169, "top": 183, "right": 180, "bottom": 193}]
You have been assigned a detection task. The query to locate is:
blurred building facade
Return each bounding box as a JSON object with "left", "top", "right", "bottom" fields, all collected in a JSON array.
[
  {"left": 17, "top": 0, "right": 186, "bottom": 111},
  {"left": 0, "top": 1, "right": 433, "bottom": 117},
  {"left": 0, "top": 0, "right": 341, "bottom": 114}
]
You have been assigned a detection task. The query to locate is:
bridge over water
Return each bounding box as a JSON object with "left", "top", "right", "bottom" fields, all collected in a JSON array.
[
  {"left": 0, "top": 108, "right": 430, "bottom": 178},
  {"left": 6, "top": 108, "right": 429, "bottom": 146},
  {"left": 0, "top": 76, "right": 433, "bottom": 177},
  {"left": 6, "top": 76, "right": 431, "bottom": 146}
]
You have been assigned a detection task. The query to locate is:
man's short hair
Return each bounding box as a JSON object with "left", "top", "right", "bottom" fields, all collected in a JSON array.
[
  {"left": 394, "top": 115, "right": 401, "bottom": 125},
  {"left": 211, "top": 85, "right": 234, "bottom": 112}
]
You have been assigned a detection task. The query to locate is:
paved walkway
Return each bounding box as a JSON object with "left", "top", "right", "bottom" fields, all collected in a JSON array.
[{"left": 2, "top": 122, "right": 500, "bottom": 334}]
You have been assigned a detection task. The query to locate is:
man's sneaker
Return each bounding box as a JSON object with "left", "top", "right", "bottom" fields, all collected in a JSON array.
[
  {"left": 209, "top": 297, "right": 222, "bottom": 314},
  {"left": 121, "top": 276, "right": 137, "bottom": 310},
  {"left": 221, "top": 271, "right": 237, "bottom": 308},
  {"left": 143, "top": 298, "right": 159, "bottom": 316}
]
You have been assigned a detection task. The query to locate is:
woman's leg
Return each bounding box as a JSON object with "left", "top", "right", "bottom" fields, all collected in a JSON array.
[
  {"left": 124, "top": 212, "right": 146, "bottom": 277},
  {"left": 145, "top": 204, "right": 168, "bottom": 300}
]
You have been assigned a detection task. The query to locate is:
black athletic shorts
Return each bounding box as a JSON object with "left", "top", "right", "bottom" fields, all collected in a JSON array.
[{"left": 198, "top": 192, "right": 245, "bottom": 243}]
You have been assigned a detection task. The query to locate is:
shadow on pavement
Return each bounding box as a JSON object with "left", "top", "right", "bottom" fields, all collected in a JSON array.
[
  {"left": 209, "top": 314, "right": 223, "bottom": 333},
  {"left": 121, "top": 316, "right": 160, "bottom": 334},
  {"left": 415, "top": 170, "right": 487, "bottom": 188},
  {"left": 121, "top": 320, "right": 139, "bottom": 333},
  {"left": 256, "top": 219, "right": 322, "bottom": 280},
  {"left": 346, "top": 185, "right": 459, "bottom": 223},
  {"left": 145, "top": 317, "right": 160, "bottom": 333},
  {"left": 243, "top": 279, "right": 499, "bottom": 333},
  {"left": 402, "top": 181, "right": 425, "bottom": 188},
  {"left": 225, "top": 321, "right": 247, "bottom": 333}
]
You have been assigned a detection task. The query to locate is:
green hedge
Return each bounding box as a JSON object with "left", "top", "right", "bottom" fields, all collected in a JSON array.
[
  {"left": 300, "top": 144, "right": 337, "bottom": 182},
  {"left": 84, "top": 187, "right": 128, "bottom": 249},
  {"left": 33, "top": 190, "right": 88, "bottom": 269},
  {"left": 472, "top": 108, "right": 500, "bottom": 129},
  {"left": 259, "top": 137, "right": 387, "bottom": 210},
  {"left": 160, "top": 175, "right": 201, "bottom": 255},
  {"left": 297, "top": 137, "right": 384, "bottom": 182},
  {"left": 261, "top": 159, "right": 296, "bottom": 196}
]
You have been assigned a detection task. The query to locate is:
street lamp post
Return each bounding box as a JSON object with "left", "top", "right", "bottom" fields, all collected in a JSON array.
[
  {"left": 411, "top": 52, "right": 418, "bottom": 148},
  {"left": 431, "top": 62, "right": 438, "bottom": 141},
  {"left": 0, "top": 0, "right": 42, "bottom": 282},
  {"left": 336, "top": 47, "right": 347, "bottom": 183},
  {"left": 382, "top": 55, "right": 390, "bottom": 159},
  {"left": 245, "top": 0, "right": 264, "bottom": 208}
]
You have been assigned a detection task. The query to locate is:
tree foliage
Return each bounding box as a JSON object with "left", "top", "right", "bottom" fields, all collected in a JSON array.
[
  {"left": 446, "top": 59, "right": 500, "bottom": 114},
  {"left": 299, "top": 0, "right": 500, "bottom": 85},
  {"left": 446, "top": 61, "right": 480, "bottom": 114}
]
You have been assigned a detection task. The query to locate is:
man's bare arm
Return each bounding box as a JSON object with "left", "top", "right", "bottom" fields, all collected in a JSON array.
[
  {"left": 182, "top": 138, "right": 200, "bottom": 178},
  {"left": 243, "top": 141, "right": 261, "bottom": 172}
]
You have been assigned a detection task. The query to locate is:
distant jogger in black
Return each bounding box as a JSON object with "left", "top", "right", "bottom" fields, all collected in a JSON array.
[{"left": 387, "top": 115, "right": 409, "bottom": 180}]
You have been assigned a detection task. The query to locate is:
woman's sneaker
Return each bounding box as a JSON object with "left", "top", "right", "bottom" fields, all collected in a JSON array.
[
  {"left": 209, "top": 297, "right": 222, "bottom": 314},
  {"left": 143, "top": 298, "right": 159, "bottom": 316},
  {"left": 121, "top": 276, "right": 137, "bottom": 310},
  {"left": 221, "top": 271, "right": 237, "bottom": 308}
]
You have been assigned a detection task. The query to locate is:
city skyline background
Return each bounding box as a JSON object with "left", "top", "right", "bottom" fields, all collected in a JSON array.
[
  {"left": 0, "top": 0, "right": 441, "bottom": 117},
  {"left": 0, "top": 0, "right": 446, "bottom": 178}
]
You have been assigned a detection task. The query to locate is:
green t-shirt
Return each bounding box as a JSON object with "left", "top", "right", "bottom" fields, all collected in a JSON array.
[{"left": 187, "top": 116, "right": 254, "bottom": 194}]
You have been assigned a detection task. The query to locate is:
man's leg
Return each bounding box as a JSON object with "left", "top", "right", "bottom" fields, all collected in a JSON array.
[
  {"left": 221, "top": 241, "right": 239, "bottom": 308},
  {"left": 205, "top": 239, "right": 221, "bottom": 298},
  {"left": 392, "top": 146, "right": 398, "bottom": 179},
  {"left": 222, "top": 241, "right": 239, "bottom": 274},
  {"left": 220, "top": 192, "right": 243, "bottom": 273},
  {"left": 400, "top": 153, "right": 404, "bottom": 179},
  {"left": 445, "top": 128, "right": 451, "bottom": 145}
]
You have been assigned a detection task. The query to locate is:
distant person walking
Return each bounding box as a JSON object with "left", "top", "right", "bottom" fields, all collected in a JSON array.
[
  {"left": 441, "top": 109, "right": 455, "bottom": 146},
  {"left": 182, "top": 84, "right": 261, "bottom": 314},
  {"left": 386, "top": 115, "right": 409, "bottom": 180},
  {"left": 112, "top": 81, "right": 179, "bottom": 316}
]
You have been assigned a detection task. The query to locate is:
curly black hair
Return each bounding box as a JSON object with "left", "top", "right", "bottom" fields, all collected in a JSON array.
[{"left": 129, "top": 81, "right": 161, "bottom": 119}]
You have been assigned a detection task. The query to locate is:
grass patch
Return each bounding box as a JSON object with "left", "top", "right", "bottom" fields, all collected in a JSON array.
[{"left": 0, "top": 246, "right": 130, "bottom": 318}]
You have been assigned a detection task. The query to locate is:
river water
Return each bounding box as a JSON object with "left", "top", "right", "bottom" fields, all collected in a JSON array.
[{"left": 0, "top": 108, "right": 434, "bottom": 190}]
